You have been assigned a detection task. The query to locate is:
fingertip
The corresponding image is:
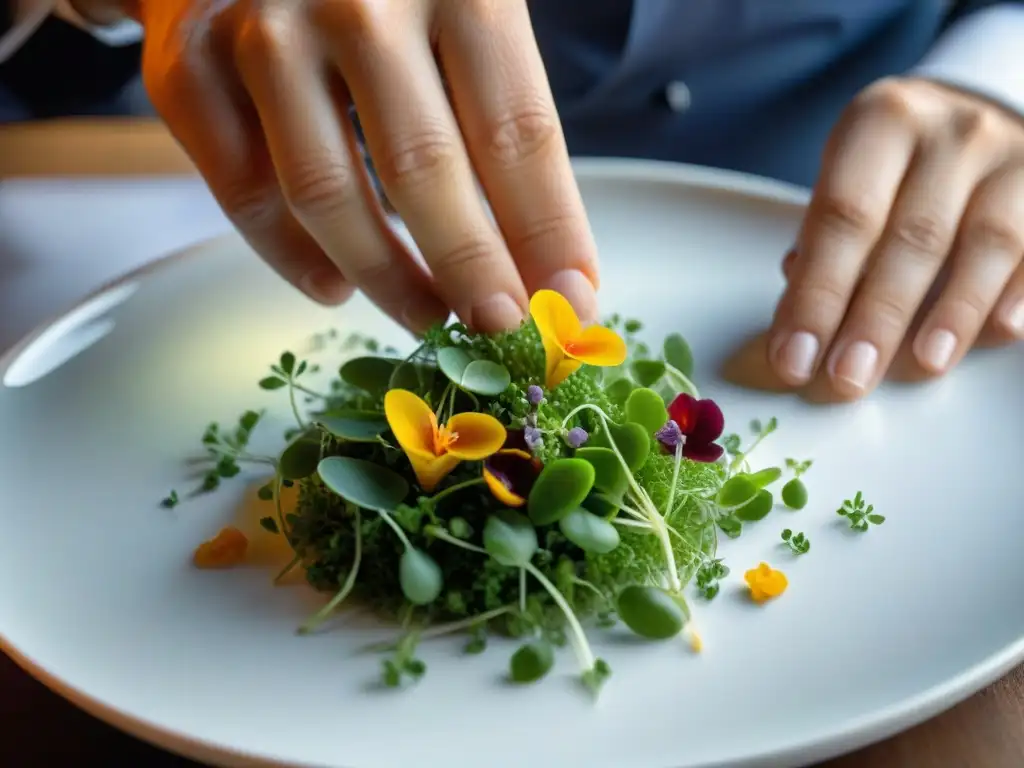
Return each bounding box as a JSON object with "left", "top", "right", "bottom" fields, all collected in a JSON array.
[
  {"left": 299, "top": 267, "right": 353, "bottom": 306},
  {"left": 540, "top": 268, "right": 598, "bottom": 325},
  {"left": 470, "top": 292, "right": 526, "bottom": 333},
  {"left": 768, "top": 330, "right": 819, "bottom": 386}
]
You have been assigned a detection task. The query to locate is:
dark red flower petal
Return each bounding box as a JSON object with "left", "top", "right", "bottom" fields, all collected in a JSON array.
[
  {"left": 683, "top": 441, "right": 724, "bottom": 463},
  {"left": 503, "top": 429, "right": 529, "bottom": 453},
  {"left": 667, "top": 394, "right": 725, "bottom": 444},
  {"left": 485, "top": 449, "right": 542, "bottom": 499}
]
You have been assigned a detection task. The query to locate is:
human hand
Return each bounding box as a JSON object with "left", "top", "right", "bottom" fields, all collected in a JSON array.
[
  {"left": 769, "top": 77, "right": 1024, "bottom": 399},
  {"left": 74, "top": 0, "right": 599, "bottom": 334}
]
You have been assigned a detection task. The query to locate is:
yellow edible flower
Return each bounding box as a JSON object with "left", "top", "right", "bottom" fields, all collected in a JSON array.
[
  {"left": 744, "top": 562, "right": 788, "bottom": 603},
  {"left": 529, "top": 289, "right": 627, "bottom": 390},
  {"left": 193, "top": 526, "right": 248, "bottom": 569},
  {"left": 384, "top": 389, "right": 506, "bottom": 491}
]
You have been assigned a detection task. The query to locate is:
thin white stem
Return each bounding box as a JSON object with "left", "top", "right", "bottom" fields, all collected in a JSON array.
[
  {"left": 298, "top": 507, "right": 362, "bottom": 634},
  {"left": 426, "top": 525, "right": 488, "bottom": 555},
  {"left": 378, "top": 509, "right": 413, "bottom": 551},
  {"left": 519, "top": 568, "right": 527, "bottom": 614},
  {"left": 664, "top": 363, "right": 700, "bottom": 398},
  {"left": 524, "top": 563, "right": 596, "bottom": 671}
]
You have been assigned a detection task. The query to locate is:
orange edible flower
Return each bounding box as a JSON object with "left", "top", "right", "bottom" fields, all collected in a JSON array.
[
  {"left": 193, "top": 526, "right": 248, "bottom": 569},
  {"left": 744, "top": 562, "right": 788, "bottom": 603},
  {"left": 529, "top": 289, "right": 627, "bottom": 390},
  {"left": 384, "top": 389, "right": 506, "bottom": 491}
]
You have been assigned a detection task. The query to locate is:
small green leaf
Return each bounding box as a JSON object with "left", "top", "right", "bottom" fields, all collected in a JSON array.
[
  {"left": 160, "top": 490, "right": 179, "bottom": 509},
  {"left": 592, "top": 421, "right": 650, "bottom": 472},
  {"left": 279, "top": 438, "right": 321, "bottom": 480},
  {"left": 558, "top": 507, "right": 621, "bottom": 554},
  {"left": 616, "top": 585, "right": 686, "bottom": 640},
  {"left": 663, "top": 333, "right": 695, "bottom": 378},
  {"left": 339, "top": 356, "right": 399, "bottom": 396},
  {"left": 510, "top": 641, "right": 554, "bottom": 684},
  {"left": 399, "top": 549, "right": 443, "bottom": 605},
  {"left": 574, "top": 447, "right": 628, "bottom": 496},
  {"left": 483, "top": 510, "right": 538, "bottom": 567},
  {"left": 781, "top": 528, "right": 792, "bottom": 541},
  {"left": 747, "top": 467, "right": 782, "bottom": 488},
  {"left": 867, "top": 514, "right": 886, "bottom": 525},
  {"left": 436, "top": 347, "right": 512, "bottom": 396},
  {"left": 781, "top": 478, "right": 808, "bottom": 510},
  {"left": 631, "top": 359, "right": 666, "bottom": 387},
  {"left": 317, "top": 457, "right": 409, "bottom": 512},
  {"left": 735, "top": 489, "right": 774, "bottom": 522},
  {"left": 718, "top": 515, "right": 743, "bottom": 538},
  {"left": 716, "top": 475, "right": 758, "bottom": 508},
  {"left": 527, "top": 459, "right": 596, "bottom": 526},
  {"left": 624, "top": 387, "right": 669, "bottom": 435},
  {"left": 279, "top": 351, "right": 296, "bottom": 376},
  {"left": 294, "top": 360, "right": 307, "bottom": 377},
  {"left": 603, "top": 378, "right": 636, "bottom": 408},
  {"left": 259, "top": 516, "right": 279, "bottom": 534},
  {"left": 256, "top": 484, "right": 274, "bottom": 501},
  {"left": 259, "top": 376, "right": 287, "bottom": 390},
  {"left": 318, "top": 410, "right": 390, "bottom": 442},
  {"left": 239, "top": 410, "right": 261, "bottom": 432}
]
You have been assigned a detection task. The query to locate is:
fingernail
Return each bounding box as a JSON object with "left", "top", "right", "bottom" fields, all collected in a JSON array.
[
  {"left": 1004, "top": 300, "right": 1024, "bottom": 337},
  {"left": 918, "top": 328, "right": 957, "bottom": 372},
  {"left": 543, "top": 269, "right": 598, "bottom": 324},
  {"left": 300, "top": 268, "right": 349, "bottom": 305},
  {"left": 772, "top": 331, "right": 819, "bottom": 383},
  {"left": 471, "top": 292, "right": 524, "bottom": 332},
  {"left": 832, "top": 341, "right": 878, "bottom": 391}
]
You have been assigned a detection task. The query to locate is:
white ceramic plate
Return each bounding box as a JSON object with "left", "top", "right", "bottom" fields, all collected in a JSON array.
[{"left": 2, "top": 159, "right": 1022, "bottom": 768}]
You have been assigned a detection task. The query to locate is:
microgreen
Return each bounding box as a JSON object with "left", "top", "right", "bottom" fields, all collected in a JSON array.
[
  {"left": 837, "top": 491, "right": 884, "bottom": 532},
  {"left": 160, "top": 490, "right": 179, "bottom": 509},
  {"left": 695, "top": 558, "right": 729, "bottom": 600},
  {"left": 780, "top": 529, "right": 810, "bottom": 554}
]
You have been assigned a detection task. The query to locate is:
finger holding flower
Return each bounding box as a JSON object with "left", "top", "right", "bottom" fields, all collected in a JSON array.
[{"left": 770, "top": 77, "right": 1024, "bottom": 399}]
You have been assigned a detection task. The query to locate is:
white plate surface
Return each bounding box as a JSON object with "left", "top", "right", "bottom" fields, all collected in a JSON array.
[{"left": 1, "top": 159, "right": 1022, "bottom": 768}]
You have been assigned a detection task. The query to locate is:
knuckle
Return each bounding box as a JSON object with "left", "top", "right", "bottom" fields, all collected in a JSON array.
[
  {"left": 507, "top": 208, "right": 584, "bottom": 258},
  {"left": 345, "top": 253, "right": 394, "bottom": 284},
  {"left": 788, "top": 280, "right": 849, "bottom": 332},
  {"left": 860, "top": 78, "right": 918, "bottom": 125},
  {"left": 220, "top": 181, "right": 281, "bottom": 232},
  {"left": 949, "top": 289, "right": 991, "bottom": 327},
  {"left": 862, "top": 290, "right": 912, "bottom": 332},
  {"left": 235, "top": 9, "right": 295, "bottom": 65},
  {"left": 313, "top": 0, "right": 387, "bottom": 41},
  {"left": 890, "top": 212, "right": 951, "bottom": 256},
  {"left": 433, "top": 235, "right": 498, "bottom": 276},
  {"left": 284, "top": 159, "right": 361, "bottom": 219},
  {"left": 949, "top": 106, "right": 1001, "bottom": 149},
  {"left": 960, "top": 215, "right": 1024, "bottom": 256},
  {"left": 815, "top": 193, "right": 883, "bottom": 238},
  {"left": 486, "top": 103, "right": 561, "bottom": 168},
  {"left": 375, "top": 127, "right": 460, "bottom": 190}
]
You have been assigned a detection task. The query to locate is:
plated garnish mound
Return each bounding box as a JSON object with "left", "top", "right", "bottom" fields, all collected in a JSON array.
[{"left": 176, "top": 289, "right": 881, "bottom": 693}]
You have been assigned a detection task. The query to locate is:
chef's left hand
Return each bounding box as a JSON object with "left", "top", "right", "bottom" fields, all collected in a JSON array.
[{"left": 769, "top": 76, "right": 1024, "bottom": 399}]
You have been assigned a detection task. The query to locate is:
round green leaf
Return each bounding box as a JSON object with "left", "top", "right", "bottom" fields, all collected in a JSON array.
[
  {"left": 317, "top": 456, "right": 409, "bottom": 511},
  {"left": 716, "top": 475, "right": 758, "bottom": 509},
  {"left": 259, "top": 376, "right": 287, "bottom": 391},
  {"left": 317, "top": 410, "right": 389, "bottom": 442},
  {"left": 631, "top": 359, "right": 666, "bottom": 387},
  {"left": 483, "top": 511, "right": 538, "bottom": 567},
  {"left": 625, "top": 388, "right": 669, "bottom": 435},
  {"left": 436, "top": 347, "right": 510, "bottom": 395},
  {"left": 747, "top": 467, "right": 782, "bottom": 488},
  {"left": 663, "top": 333, "right": 695, "bottom": 378},
  {"left": 604, "top": 378, "right": 636, "bottom": 408},
  {"left": 735, "top": 489, "right": 774, "bottom": 522},
  {"left": 339, "top": 356, "right": 399, "bottom": 396},
  {"left": 399, "top": 548, "right": 443, "bottom": 605},
  {"left": 575, "top": 447, "right": 628, "bottom": 496},
  {"left": 558, "top": 507, "right": 621, "bottom": 554},
  {"left": 278, "top": 438, "right": 321, "bottom": 480},
  {"left": 616, "top": 585, "right": 685, "bottom": 640},
  {"left": 509, "top": 641, "right": 554, "bottom": 684},
  {"left": 781, "top": 478, "right": 808, "bottom": 510},
  {"left": 593, "top": 421, "right": 650, "bottom": 472},
  {"left": 527, "top": 459, "right": 596, "bottom": 526}
]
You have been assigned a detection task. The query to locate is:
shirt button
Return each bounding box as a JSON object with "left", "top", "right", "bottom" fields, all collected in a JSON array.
[{"left": 665, "top": 80, "right": 692, "bottom": 112}]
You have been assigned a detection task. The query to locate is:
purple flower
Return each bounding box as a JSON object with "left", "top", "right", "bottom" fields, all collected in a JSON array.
[
  {"left": 527, "top": 385, "right": 545, "bottom": 406},
  {"left": 566, "top": 427, "right": 589, "bottom": 449},
  {"left": 524, "top": 425, "right": 544, "bottom": 452},
  {"left": 655, "top": 420, "right": 684, "bottom": 452}
]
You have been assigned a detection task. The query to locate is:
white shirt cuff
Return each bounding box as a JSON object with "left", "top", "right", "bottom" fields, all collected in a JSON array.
[
  {"left": 910, "top": 3, "right": 1024, "bottom": 118},
  {"left": 53, "top": 0, "right": 142, "bottom": 45}
]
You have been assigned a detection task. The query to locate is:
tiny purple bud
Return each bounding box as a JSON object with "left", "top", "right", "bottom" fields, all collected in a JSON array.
[
  {"left": 524, "top": 426, "right": 544, "bottom": 451},
  {"left": 566, "top": 427, "right": 589, "bottom": 449},
  {"left": 527, "top": 385, "right": 545, "bottom": 406},
  {"left": 655, "top": 420, "right": 684, "bottom": 452}
]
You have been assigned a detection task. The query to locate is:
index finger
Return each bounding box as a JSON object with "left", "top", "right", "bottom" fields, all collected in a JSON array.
[{"left": 435, "top": 0, "right": 600, "bottom": 322}]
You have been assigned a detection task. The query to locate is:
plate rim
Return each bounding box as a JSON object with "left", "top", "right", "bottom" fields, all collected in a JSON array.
[{"left": 1, "top": 158, "right": 1015, "bottom": 768}]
